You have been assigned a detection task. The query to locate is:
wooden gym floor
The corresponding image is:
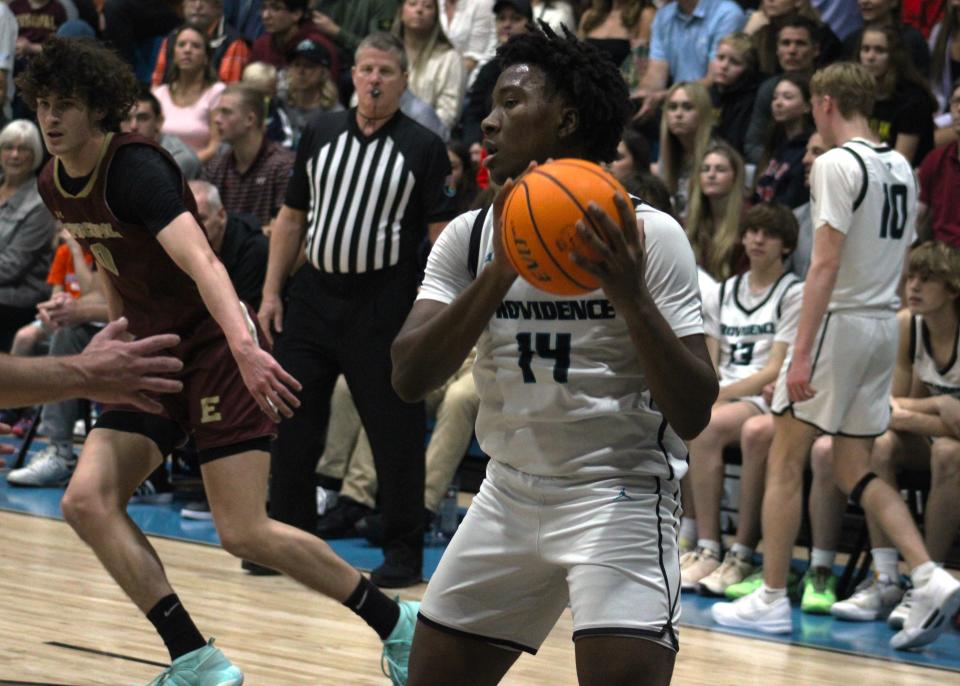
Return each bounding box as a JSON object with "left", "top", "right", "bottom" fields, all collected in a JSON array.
[{"left": 0, "top": 510, "right": 953, "bottom": 685}]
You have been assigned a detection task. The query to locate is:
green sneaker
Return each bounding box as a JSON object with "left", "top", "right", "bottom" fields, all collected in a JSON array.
[
  {"left": 146, "top": 639, "right": 243, "bottom": 685},
  {"left": 801, "top": 566, "right": 838, "bottom": 614},
  {"left": 725, "top": 568, "right": 764, "bottom": 600},
  {"left": 382, "top": 599, "right": 419, "bottom": 686},
  {"left": 724, "top": 567, "right": 801, "bottom": 601}
]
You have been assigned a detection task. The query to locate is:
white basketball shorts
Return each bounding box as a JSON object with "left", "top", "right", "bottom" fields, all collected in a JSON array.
[
  {"left": 418, "top": 459, "right": 682, "bottom": 654},
  {"left": 771, "top": 310, "right": 897, "bottom": 436}
]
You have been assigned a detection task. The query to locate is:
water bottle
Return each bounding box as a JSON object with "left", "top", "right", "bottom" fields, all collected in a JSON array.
[{"left": 434, "top": 475, "right": 460, "bottom": 544}]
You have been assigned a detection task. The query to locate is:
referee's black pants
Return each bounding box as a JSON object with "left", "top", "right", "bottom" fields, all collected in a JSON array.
[{"left": 270, "top": 262, "right": 426, "bottom": 563}]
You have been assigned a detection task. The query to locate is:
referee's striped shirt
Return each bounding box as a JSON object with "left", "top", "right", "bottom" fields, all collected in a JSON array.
[{"left": 285, "top": 109, "right": 456, "bottom": 274}]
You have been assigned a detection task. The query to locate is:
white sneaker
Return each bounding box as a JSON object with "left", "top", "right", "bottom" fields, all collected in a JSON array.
[
  {"left": 711, "top": 588, "right": 793, "bottom": 634},
  {"left": 831, "top": 575, "right": 903, "bottom": 622},
  {"left": 890, "top": 567, "right": 960, "bottom": 650},
  {"left": 887, "top": 589, "right": 913, "bottom": 630},
  {"left": 681, "top": 547, "right": 721, "bottom": 590},
  {"left": 698, "top": 551, "right": 756, "bottom": 597},
  {"left": 7, "top": 445, "right": 76, "bottom": 487}
]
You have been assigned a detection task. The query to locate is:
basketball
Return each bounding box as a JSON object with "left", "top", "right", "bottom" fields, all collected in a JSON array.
[{"left": 501, "top": 159, "right": 630, "bottom": 296}]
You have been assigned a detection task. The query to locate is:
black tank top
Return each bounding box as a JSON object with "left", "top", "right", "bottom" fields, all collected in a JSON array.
[{"left": 585, "top": 37, "right": 631, "bottom": 67}]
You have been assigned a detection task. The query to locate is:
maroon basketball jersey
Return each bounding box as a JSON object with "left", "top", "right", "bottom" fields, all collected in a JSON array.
[{"left": 37, "top": 133, "right": 207, "bottom": 340}]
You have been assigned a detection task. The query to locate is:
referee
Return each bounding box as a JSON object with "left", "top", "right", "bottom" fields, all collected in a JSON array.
[{"left": 259, "top": 31, "right": 456, "bottom": 587}]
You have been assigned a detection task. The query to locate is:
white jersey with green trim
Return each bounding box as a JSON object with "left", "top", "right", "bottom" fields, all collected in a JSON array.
[
  {"left": 417, "top": 199, "right": 703, "bottom": 480},
  {"left": 810, "top": 137, "right": 916, "bottom": 313},
  {"left": 705, "top": 272, "right": 802, "bottom": 386}
]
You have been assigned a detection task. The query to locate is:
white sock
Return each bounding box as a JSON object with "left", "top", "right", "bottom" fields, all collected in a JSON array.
[
  {"left": 680, "top": 517, "right": 697, "bottom": 542},
  {"left": 871, "top": 547, "right": 900, "bottom": 583},
  {"left": 698, "top": 538, "right": 721, "bottom": 557},
  {"left": 910, "top": 560, "right": 938, "bottom": 588},
  {"left": 810, "top": 548, "right": 836, "bottom": 571},
  {"left": 760, "top": 584, "right": 787, "bottom": 604},
  {"left": 730, "top": 542, "right": 754, "bottom": 559}
]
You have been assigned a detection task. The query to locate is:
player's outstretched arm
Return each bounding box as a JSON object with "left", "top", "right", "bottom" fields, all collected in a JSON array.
[
  {"left": 0, "top": 318, "right": 183, "bottom": 411},
  {"left": 572, "top": 195, "right": 718, "bottom": 439},
  {"left": 392, "top": 180, "right": 519, "bottom": 402},
  {"left": 157, "top": 212, "right": 302, "bottom": 422}
]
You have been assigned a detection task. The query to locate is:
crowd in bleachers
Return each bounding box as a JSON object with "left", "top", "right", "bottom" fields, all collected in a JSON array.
[{"left": 0, "top": 0, "right": 958, "bottom": 638}]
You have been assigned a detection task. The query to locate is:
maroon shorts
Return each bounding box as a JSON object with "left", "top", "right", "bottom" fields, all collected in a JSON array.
[{"left": 96, "top": 305, "right": 276, "bottom": 463}]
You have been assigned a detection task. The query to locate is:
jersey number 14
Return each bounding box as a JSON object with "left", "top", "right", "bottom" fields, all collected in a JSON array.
[{"left": 517, "top": 332, "right": 571, "bottom": 383}]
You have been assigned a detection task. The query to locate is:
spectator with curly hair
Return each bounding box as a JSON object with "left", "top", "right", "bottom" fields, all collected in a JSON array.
[{"left": 394, "top": 24, "right": 716, "bottom": 685}]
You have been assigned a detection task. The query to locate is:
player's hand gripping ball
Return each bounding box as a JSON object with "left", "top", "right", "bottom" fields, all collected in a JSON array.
[{"left": 500, "top": 159, "right": 630, "bottom": 295}]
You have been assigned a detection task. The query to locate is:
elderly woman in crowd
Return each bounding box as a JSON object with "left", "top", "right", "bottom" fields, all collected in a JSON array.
[{"left": 0, "top": 119, "right": 56, "bottom": 351}]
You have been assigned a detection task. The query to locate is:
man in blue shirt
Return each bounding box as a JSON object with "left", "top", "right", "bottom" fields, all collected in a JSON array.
[{"left": 634, "top": 0, "right": 744, "bottom": 119}]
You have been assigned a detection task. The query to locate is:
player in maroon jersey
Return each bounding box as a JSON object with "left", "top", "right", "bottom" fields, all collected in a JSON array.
[{"left": 17, "top": 38, "right": 417, "bottom": 685}]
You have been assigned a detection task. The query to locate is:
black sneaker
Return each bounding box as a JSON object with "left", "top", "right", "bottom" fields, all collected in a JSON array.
[
  {"left": 371, "top": 544, "right": 423, "bottom": 588},
  {"left": 315, "top": 496, "right": 373, "bottom": 539},
  {"left": 241, "top": 559, "right": 281, "bottom": 576},
  {"left": 356, "top": 509, "right": 436, "bottom": 547}
]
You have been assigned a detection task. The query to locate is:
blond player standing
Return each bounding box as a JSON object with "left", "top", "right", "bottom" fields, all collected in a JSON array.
[{"left": 712, "top": 62, "right": 960, "bottom": 651}]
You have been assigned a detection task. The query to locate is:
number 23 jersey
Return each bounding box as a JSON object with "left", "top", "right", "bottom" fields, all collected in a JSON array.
[{"left": 418, "top": 201, "right": 703, "bottom": 480}]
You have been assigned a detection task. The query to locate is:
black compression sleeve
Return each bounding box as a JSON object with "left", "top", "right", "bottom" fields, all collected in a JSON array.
[{"left": 106, "top": 144, "right": 190, "bottom": 235}]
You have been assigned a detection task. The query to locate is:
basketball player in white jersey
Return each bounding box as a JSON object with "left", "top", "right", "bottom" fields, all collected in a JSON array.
[
  {"left": 712, "top": 62, "right": 960, "bottom": 650},
  {"left": 683, "top": 202, "right": 802, "bottom": 591},
  {"left": 830, "top": 241, "right": 960, "bottom": 625},
  {"left": 391, "top": 26, "right": 718, "bottom": 685}
]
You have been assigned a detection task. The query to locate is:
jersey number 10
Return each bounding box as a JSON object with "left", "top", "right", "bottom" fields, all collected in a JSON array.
[{"left": 879, "top": 183, "right": 908, "bottom": 240}]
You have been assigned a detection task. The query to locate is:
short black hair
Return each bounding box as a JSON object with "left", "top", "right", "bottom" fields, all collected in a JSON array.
[
  {"left": 17, "top": 37, "right": 139, "bottom": 133},
  {"left": 777, "top": 14, "right": 821, "bottom": 45},
  {"left": 136, "top": 85, "right": 162, "bottom": 118},
  {"left": 496, "top": 22, "right": 631, "bottom": 163}
]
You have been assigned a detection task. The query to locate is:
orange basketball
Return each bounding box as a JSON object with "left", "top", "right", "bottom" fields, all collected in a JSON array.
[{"left": 501, "top": 159, "right": 630, "bottom": 296}]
